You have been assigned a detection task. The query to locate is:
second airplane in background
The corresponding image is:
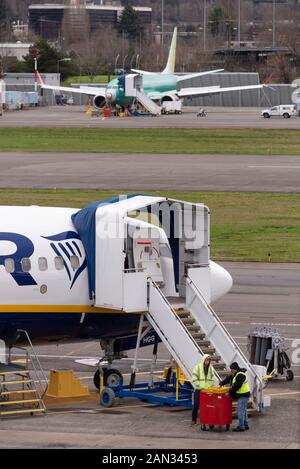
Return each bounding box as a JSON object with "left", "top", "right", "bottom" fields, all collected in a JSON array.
[{"left": 36, "top": 27, "right": 265, "bottom": 113}]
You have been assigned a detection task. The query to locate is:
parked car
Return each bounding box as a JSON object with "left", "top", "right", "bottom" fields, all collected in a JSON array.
[{"left": 261, "top": 105, "right": 296, "bottom": 118}]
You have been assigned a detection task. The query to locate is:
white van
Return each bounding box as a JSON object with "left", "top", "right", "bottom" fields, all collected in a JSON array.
[{"left": 261, "top": 105, "right": 296, "bottom": 118}]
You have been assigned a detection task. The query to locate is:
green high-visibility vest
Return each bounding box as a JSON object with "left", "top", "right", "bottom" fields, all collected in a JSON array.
[{"left": 232, "top": 371, "right": 250, "bottom": 394}]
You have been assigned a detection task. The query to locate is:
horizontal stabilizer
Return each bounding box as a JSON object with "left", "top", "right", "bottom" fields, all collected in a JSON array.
[
  {"left": 131, "top": 69, "right": 156, "bottom": 75},
  {"left": 177, "top": 69, "right": 224, "bottom": 82}
]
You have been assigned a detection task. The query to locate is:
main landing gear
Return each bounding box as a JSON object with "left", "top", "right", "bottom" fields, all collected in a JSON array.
[{"left": 93, "top": 338, "right": 124, "bottom": 390}]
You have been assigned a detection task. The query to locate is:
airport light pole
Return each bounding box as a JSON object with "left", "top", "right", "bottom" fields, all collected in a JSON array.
[
  {"left": 272, "top": 0, "right": 276, "bottom": 49},
  {"left": 161, "top": 0, "right": 164, "bottom": 61},
  {"left": 57, "top": 58, "right": 71, "bottom": 75},
  {"left": 238, "top": 0, "right": 241, "bottom": 48},
  {"left": 203, "top": 0, "right": 207, "bottom": 51}
]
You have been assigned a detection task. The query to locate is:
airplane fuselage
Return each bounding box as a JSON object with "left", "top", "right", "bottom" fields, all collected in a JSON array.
[
  {"left": 106, "top": 74, "right": 178, "bottom": 108},
  {"left": 0, "top": 206, "right": 140, "bottom": 344}
]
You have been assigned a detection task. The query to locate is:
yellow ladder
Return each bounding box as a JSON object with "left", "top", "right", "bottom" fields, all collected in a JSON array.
[{"left": 0, "top": 365, "right": 46, "bottom": 418}]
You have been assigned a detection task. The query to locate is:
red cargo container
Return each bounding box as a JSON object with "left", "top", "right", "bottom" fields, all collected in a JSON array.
[{"left": 200, "top": 391, "right": 232, "bottom": 430}]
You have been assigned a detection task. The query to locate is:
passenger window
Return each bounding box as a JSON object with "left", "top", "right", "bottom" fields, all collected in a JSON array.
[
  {"left": 21, "top": 258, "right": 31, "bottom": 272},
  {"left": 70, "top": 255, "right": 79, "bottom": 271},
  {"left": 54, "top": 256, "right": 64, "bottom": 270},
  {"left": 5, "top": 258, "right": 15, "bottom": 273},
  {"left": 38, "top": 257, "right": 48, "bottom": 271}
]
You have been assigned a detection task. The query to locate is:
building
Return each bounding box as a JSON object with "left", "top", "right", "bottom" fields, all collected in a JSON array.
[
  {"left": 29, "top": 3, "right": 152, "bottom": 42},
  {"left": 0, "top": 43, "right": 32, "bottom": 62}
]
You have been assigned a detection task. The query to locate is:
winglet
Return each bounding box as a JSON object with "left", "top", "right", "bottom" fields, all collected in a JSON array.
[{"left": 162, "top": 27, "right": 177, "bottom": 74}]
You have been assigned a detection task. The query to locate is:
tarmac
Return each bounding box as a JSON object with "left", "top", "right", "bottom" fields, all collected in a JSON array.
[
  {"left": 0, "top": 152, "right": 299, "bottom": 192},
  {"left": 0, "top": 262, "right": 299, "bottom": 449},
  {"left": 0, "top": 105, "right": 300, "bottom": 128}
]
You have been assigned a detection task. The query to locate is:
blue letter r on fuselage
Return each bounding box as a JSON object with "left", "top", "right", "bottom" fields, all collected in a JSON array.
[{"left": 0, "top": 232, "right": 37, "bottom": 286}]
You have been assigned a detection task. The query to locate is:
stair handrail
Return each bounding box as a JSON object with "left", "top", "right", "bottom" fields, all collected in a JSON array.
[
  {"left": 186, "top": 276, "right": 264, "bottom": 396},
  {"left": 16, "top": 329, "right": 48, "bottom": 398}
]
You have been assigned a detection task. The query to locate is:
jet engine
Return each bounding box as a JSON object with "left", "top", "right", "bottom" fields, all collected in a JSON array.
[{"left": 93, "top": 95, "right": 106, "bottom": 109}]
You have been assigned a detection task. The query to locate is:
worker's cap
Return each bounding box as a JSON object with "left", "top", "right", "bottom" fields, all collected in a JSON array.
[{"left": 229, "top": 362, "right": 239, "bottom": 370}]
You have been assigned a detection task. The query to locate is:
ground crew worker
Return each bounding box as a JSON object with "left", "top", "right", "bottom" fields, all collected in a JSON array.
[
  {"left": 219, "top": 362, "right": 250, "bottom": 432},
  {"left": 191, "top": 354, "right": 214, "bottom": 428}
]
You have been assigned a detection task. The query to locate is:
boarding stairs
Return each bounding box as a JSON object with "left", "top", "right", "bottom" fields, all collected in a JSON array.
[
  {"left": 0, "top": 330, "right": 47, "bottom": 418},
  {"left": 135, "top": 90, "right": 161, "bottom": 115},
  {"left": 146, "top": 277, "right": 264, "bottom": 410}
]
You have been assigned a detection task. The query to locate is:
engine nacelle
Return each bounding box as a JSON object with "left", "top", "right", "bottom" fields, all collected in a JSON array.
[
  {"left": 160, "top": 94, "right": 177, "bottom": 104},
  {"left": 93, "top": 95, "right": 106, "bottom": 110}
]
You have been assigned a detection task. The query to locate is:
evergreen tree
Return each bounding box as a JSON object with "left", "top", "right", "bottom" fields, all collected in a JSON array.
[
  {"left": 209, "top": 7, "right": 224, "bottom": 37},
  {"left": 118, "top": 4, "right": 144, "bottom": 41},
  {"left": 0, "top": 0, "right": 10, "bottom": 40},
  {"left": 20, "top": 40, "right": 76, "bottom": 79}
]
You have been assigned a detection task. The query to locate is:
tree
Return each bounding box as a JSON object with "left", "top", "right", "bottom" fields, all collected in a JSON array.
[
  {"left": 0, "top": 0, "right": 11, "bottom": 40},
  {"left": 209, "top": 7, "right": 224, "bottom": 37},
  {"left": 19, "top": 40, "right": 76, "bottom": 79},
  {"left": 118, "top": 4, "right": 144, "bottom": 41}
]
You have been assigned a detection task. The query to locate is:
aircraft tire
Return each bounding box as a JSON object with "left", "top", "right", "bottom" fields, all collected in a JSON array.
[
  {"left": 105, "top": 369, "right": 124, "bottom": 387},
  {"left": 93, "top": 368, "right": 123, "bottom": 389}
]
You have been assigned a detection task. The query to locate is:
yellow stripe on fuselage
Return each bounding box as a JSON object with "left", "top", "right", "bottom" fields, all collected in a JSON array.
[{"left": 0, "top": 305, "right": 144, "bottom": 314}]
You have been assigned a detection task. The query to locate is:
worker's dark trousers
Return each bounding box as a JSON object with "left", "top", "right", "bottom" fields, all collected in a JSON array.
[{"left": 192, "top": 389, "right": 201, "bottom": 423}]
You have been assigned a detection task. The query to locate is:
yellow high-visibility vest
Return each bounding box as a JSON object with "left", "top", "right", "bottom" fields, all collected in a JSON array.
[{"left": 232, "top": 371, "right": 250, "bottom": 394}]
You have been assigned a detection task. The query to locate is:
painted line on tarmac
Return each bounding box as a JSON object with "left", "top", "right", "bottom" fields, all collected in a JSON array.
[
  {"left": 267, "top": 391, "right": 300, "bottom": 397},
  {"left": 47, "top": 404, "right": 153, "bottom": 415},
  {"left": 10, "top": 353, "right": 168, "bottom": 362},
  {"left": 251, "top": 322, "right": 300, "bottom": 327},
  {"left": 249, "top": 165, "right": 300, "bottom": 170}
]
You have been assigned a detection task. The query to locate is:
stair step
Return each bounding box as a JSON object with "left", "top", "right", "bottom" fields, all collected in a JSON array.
[
  {"left": 180, "top": 317, "right": 195, "bottom": 325},
  {"left": 0, "top": 408, "right": 45, "bottom": 417},
  {"left": 209, "top": 355, "right": 221, "bottom": 362},
  {"left": 0, "top": 370, "right": 30, "bottom": 376},
  {"left": 0, "top": 380, "right": 33, "bottom": 385},
  {"left": 186, "top": 325, "right": 200, "bottom": 332},
  {"left": 195, "top": 340, "right": 211, "bottom": 347},
  {"left": 191, "top": 332, "right": 206, "bottom": 339},
  {"left": 217, "top": 370, "right": 229, "bottom": 377},
  {"left": 202, "top": 347, "right": 216, "bottom": 354},
  {"left": 175, "top": 309, "right": 190, "bottom": 317},
  {"left": 0, "top": 390, "right": 37, "bottom": 396},
  {"left": 213, "top": 363, "right": 227, "bottom": 370},
  {"left": 0, "top": 399, "right": 40, "bottom": 406}
]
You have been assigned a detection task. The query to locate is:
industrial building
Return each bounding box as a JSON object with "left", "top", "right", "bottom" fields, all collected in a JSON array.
[{"left": 29, "top": 3, "right": 152, "bottom": 42}]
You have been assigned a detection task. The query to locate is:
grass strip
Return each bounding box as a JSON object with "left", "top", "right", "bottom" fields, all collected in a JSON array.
[
  {"left": 0, "top": 189, "right": 299, "bottom": 263},
  {"left": 0, "top": 128, "right": 300, "bottom": 155}
]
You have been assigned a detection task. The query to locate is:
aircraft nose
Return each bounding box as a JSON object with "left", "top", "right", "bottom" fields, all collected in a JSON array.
[{"left": 210, "top": 260, "right": 233, "bottom": 302}]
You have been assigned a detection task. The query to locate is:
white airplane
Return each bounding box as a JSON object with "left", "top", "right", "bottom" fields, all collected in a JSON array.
[
  {"left": 36, "top": 27, "right": 265, "bottom": 111},
  {"left": 0, "top": 195, "right": 233, "bottom": 387}
]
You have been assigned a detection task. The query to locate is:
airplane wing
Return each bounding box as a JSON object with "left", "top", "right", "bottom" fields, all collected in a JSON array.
[
  {"left": 35, "top": 70, "right": 106, "bottom": 96},
  {"left": 177, "top": 84, "right": 264, "bottom": 98},
  {"left": 40, "top": 84, "right": 106, "bottom": 96},
  {"left": 176, "top": 69, "right": 224, "bottom": 82}
]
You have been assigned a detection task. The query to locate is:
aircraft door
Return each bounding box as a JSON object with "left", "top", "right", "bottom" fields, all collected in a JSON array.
[{"left": 132, "top": 230, "right": 163, "bottom": 283}]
